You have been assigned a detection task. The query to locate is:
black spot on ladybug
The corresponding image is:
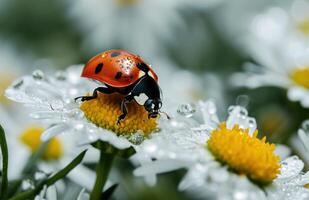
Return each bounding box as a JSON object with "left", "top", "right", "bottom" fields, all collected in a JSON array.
[
  {"left": 115, "top": 72, "right": 122, "bottom": 80},
  {"left": 95, "top": 63, "right": 104, "bottom": 74},
  {"left": 137, "top": 62, "right": 149, "bottom": 72},
  {"left": 111, "top": 52, "right": 121, "bottom": 57}
]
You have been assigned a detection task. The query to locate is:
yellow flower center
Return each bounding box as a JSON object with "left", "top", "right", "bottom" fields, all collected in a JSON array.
[
  {"left": 20, "top": 126, "right": 63, "bottom": 161},
  {"left": 298, "top": 19, "right": 309, "bottom": 35},
  {"left": 207, "top": 122, "right": 280, "bottom": 184},
  {"left": 290, "top": 67, "right": 309, "bottom": 89},
  {"left": 0, "top": 74, "right": 14, "bottom": 105},
  {"left": 116, "top": 0, "right": 138, "bottom": 6},
  {"left": 80, "top": 93, "right": 157, "bottom": 137}
]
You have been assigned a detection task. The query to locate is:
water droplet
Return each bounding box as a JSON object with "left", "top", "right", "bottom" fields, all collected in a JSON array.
[
  {"left": 12, "top": 79, "right": 24, "bottom": 89},
  {"left": 127, "top": 132, "right": 145, "bottom": 145},
  {"left": 74, "top": 123, "right": 85, "bottom": 131},
  {"left": 238, "top": 107, "right": 248, "bottom": 117},
  {"left": 177, "top": 104, "right": 196, "bottom": 118},
  {"left": 68, "top": 109, "right": 84, "bottom": 118},
  {"left": 50, "top": 100, "right": 64, "bottom": 110},
  {"left": 86, "top": 130, "right": 98, "bottom": 142},
  {"left": 301, "top": 120, "right": 309, "bottom": 133},
  {"left": 236, "top": 95, "right": 250, "bottom": 108},
  {"left": 35, "top": 171, "right": 47, "bottom": 180},
  {"left": 32, "top": 70, "right": 45, "bottom": 80},
  {"left": 228, "top": 106, "right": 235, "bottom": 114},
  {"left": 56, "top": 71, "right": 66, "bottom": 81},
  {"left": 22, "top": 179, "right": 35, "bottom": 190},
  {"left": 248, "top": 118, "right": 256, "bottom": 128}
]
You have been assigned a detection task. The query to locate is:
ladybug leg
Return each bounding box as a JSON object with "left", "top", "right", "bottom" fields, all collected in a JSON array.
[
  {"left": 75, "top": 87, "right": 114, "bottom": 102},
  {"left": 117, "top": 95, "right": 134, "bottom": 124}
]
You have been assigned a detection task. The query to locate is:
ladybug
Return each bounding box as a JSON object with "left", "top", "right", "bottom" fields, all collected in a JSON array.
[{"left": 75, "top": 49, "right": 168, "bottom": 124}]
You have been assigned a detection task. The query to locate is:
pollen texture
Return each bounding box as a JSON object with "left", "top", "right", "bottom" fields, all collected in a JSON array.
[
  {"left": 207, "top": 122, "right": 281, "bottom": 184},
  {"left": 20, "top": 126, "right": 63, "bottom": 160},
  {"left": 80, "top": 93, "right": 157, "bottom": 136}
]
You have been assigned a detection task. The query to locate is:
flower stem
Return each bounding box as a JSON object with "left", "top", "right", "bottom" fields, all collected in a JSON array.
[{"left": 90, "top": 148, "right": 115, "bottom": 200}]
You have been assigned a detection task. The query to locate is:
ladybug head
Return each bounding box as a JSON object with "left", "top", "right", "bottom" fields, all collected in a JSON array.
[{"left": 144, "top": 99, "right": 162, "bottom": 119}]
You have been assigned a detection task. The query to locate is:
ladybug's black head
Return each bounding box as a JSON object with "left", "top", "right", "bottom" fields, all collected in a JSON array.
[{"left": 144, "top": 99, "right": 162, "bottom": 119}]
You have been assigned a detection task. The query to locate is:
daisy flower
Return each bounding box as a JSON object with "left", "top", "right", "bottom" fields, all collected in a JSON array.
[
  {"left": 5, "top": 64, "right": 162, "bottom": 199},
  {"left": 65, "top": 0, "right": 222, "bottom": 57},
  {"left": 0, "top": 104, "right": 101, "bottom": 192},
  {"left": 133, "top": 101, "right": 309, "bottom": 199},
  {"left": 5, "top": 66, "right": 134, "bottom": 147},
  {"left": 231, "top": 0, "right": 309, "bottom": 107}
]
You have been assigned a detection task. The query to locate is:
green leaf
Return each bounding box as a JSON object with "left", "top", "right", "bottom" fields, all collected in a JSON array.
[
  {"left": 7, "top": 142, "right": 49, "bottom": 197},
  {"left": 9, "top": 150, "right": 87, "bottom": 200},
  {"left": 101, "top": 184, "right": 118, "bottom": 200},
  {"left": 0, "top": 124, "right": 9, "bottom": 200},
  {"left": 22, "top": 142, "right": 48, "bottom": 175},
  {"left": 46, "top": 150, "right": 87, "bottom": 186}
]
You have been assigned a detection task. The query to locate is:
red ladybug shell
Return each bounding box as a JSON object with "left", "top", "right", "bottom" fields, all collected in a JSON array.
[{"left": 81, "top": 49, "right": 158, "bottom": 88}]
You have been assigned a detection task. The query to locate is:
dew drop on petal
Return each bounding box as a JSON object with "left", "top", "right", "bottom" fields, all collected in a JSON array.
[
  {"left": 278, "top": 156, "right": 304, "bottom": 180},
  {"left": 75, "top": 123, "right": 84, "bottom": 131},
  {"left": 12, "top": 79, "right": 24, "bottom": 89},
  {"left": 177, "top": 103, "right": 196, "bottom": 118},
  {"left": 50, "top": 100, "right": 64, "bottom": 110},
  {"left": 228, "top": 105, "right": 235, "bottom": 114},
  {"left": 32, "top": 70, "right": 45, "bottom": 80},
  {"left": 236, "top": 95, "right": 250, "bottom": 108},
  {"left": 67, "top": 109, "right": 84, "bottom": 119},
  {"left": 248, "top": 118, "right": 256, "bottom": 128},
  {"left": 34, "top": 171, "right": 48, "bottom": 180},
  {"left": 301, "top": 120, "right": 309, "bottom": 133},
  {"left": 238, "top": 107, "right": 248, "bottom": 118},
  {"left": 127, "top": 132, "right": 145, "bottom": 145},
  {"left": 22, "top": 179, "right": 35, "bottom": 190},
  {"left": 55, "top": 71, "right": 66, "bottom": 81},
  {"left": 86, "top": 129, "right": 98, "bottom": 142}
]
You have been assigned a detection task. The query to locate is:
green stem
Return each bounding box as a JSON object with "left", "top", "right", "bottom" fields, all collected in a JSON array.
[
  {"left": 0, "top": 125, "right": 9, "bottom": 200},
  {"left": 90, "top": 149, "right": 115, "bottom": 200}
]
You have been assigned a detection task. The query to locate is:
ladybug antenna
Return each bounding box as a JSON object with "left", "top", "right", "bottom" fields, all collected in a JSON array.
[{"left": 159, "top": 111, "right": 171, "bottom": 120}]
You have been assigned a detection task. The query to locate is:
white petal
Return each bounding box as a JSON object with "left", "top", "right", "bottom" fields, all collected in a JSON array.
[
  {"left": 134, "top": 159, "right": 191, "bottom": 177},
  {"left": 46, "top": 185, "right": 57, "bottom": 200},
  {"left": 41, "top": 124, "right": 70, "bottom": 141},
  {"left": 274, "top": 144, "right": 291, "bottom": 160},
  {"left": 77, "top": 189, "right": 89, "bottom": 200},
  {"left": 298, "top": 129, "right": 309, "bottom": 151}
]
